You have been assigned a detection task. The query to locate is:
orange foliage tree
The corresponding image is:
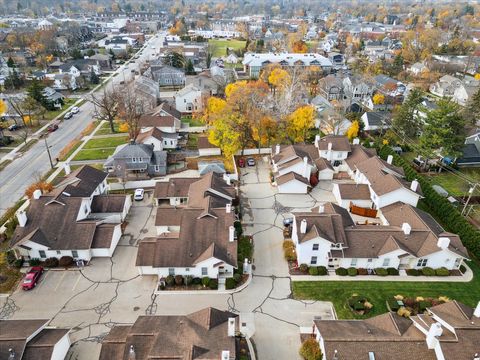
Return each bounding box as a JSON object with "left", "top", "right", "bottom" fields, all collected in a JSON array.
[{"left": 25, "top": 182, "right": 53, "bottom": 198}]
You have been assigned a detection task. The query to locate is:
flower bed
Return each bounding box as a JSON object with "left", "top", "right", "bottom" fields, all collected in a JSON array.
[
  {"left": 386, "top": 295, "right": 449, "bottom": 317},
  {"left": 348, "top": 294, "right": 373, "bottom": 315}
]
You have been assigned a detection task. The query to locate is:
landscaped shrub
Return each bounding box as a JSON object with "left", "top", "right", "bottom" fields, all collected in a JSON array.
[
  {"left": 58, "top": 256, "right": 73, "bottom": 267},
  {"left": 233, "top": 273, "right": 242, "bottom": 283},
  {"left": 14, "top": 258, "right": 24, "bottom": 268},
  {"left": 184, "top": 275, "right": 193, "bottom": 285},
  {"left": 348, "top": 295, "right": 373, "bottom": 314},
  {"left": 165, "top": 275, "right": 175, "bottom": 286},
  {"left": 43, "top": 257, "right": 59, "bottom": 268},
  {"left": 421, "top": 267, "right": 435, "bottom": 276},
  {"left": 397, "top": 307, "right": 411, "bottom": 318},
  {"left": 347, "top": 267, "right": 357, "bottom": 276},
  {"left": 192, "top": 277, "right": 202, "bottom": 285},
  {"left": 435, "top": 267, "right": 450, "bottom": 276},
  {"left": 283, "top": 241, "right": 297, "bottom": 261},
  {"left": 299, "top": 338, "right": 323, "bottom": 360},
  {"left": 29, "top": 258, "right": 41, "bottom": 266},
  {"left": 299, "top": 263, "right": 309, "bottom": 273},
  {"left": 387, "top": 267, "right": 399, "bottom": 275},
  {"left": 209, "top": 279, "right": 218, "bottom": 290},
  {"left": 357, "top": 268, "right": 368, "bottom": 275},
  {"left": 375, "top": 268, "right": 388, "bottom": 276},
  {"left": 335, "top": 267, "right": 347, "bottom": 276},
  {"left": 460, "top": 265, "right": 467, "bottom": 274},
  {"left": 308, "top": 267, "right": 319, "bottom": 276},
  {"left": 202, "top": 276, "right": 210, "bottom": 287},
  {"left": 174, "top": 275, "right": 184, "bottom": 285},
  {"left": 6, "top": 251, "right": 16, "bottom": 265},
  {"left": 406, "top": 269, "right": 420, "bottom": 276},
  {"left": 225, "top": 277, "right": 236, "bottom": 290},
  {"left": 419, "top": 301, "right": 432, "bottom": 311},
  {"left": 234, "top": 221, "right": 243, "bottom": 238},
  {"left": 317, "top": 266, "right": 328, "bottom": 275}
]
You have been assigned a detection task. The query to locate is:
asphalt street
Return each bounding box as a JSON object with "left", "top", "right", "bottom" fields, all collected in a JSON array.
[{"left": 0, "top": 32, "right": 167, "bottom": 217}]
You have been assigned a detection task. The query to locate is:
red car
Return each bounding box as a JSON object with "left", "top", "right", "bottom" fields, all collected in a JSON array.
[
  {"left": 22, "top": 266, "right": 44, "bottom": 290},
  {"left": 47, "top": 124, "right": 59, "bottom": 132},
  {"left": 238, "top": 158, "right": 246, "bottom": 168}
]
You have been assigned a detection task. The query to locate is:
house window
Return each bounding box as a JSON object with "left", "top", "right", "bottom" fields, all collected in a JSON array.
[
  {"left": 154, "top": 165, "right": 160, "bottom": 172},
  {"left": 39, "top": 250, "right": 46, "bottom": 258},
  {"left": 201, "top": 267, "right": 208, "bottom": 276},
  {"left": 417, "top": 258, "right": 428, "bottom": 267},
  {"left": 72, "top": 250, "right": 79, "bottom": 258},
  {"left": 312, "top": 244, "right": 319, "bottom": 251},
  {"left": 56, "top": 251, "right": 61, "bottom": 255},
  {"left": 351, "top": 258, "right": 357, "bottom": 266},
  {"left": 367, "top": 258, "right": 373, "bottom": 263},
  {"left": 311, "top": 256, "right": 317, "bottom": 265},
  {"left": 168, "top": 268, "right": 175, "bottom": 275},
  {"left": 382, "top": 258, "right": 390, "bottom": 267},
  {"left": 132, "top": 157, "right": 137, "bottom": 163},
  {"left": 185, "top": 268, "right": 190, "bottom": 272}
]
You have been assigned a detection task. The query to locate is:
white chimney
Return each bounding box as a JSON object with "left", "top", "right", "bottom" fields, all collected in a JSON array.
[
  {"left": 16, "top": 210, "right": 27, "bottom": 227},
  {"left": 314, "top": 134, "right": 321, "bottom": 148},
  {"left": 129, "top": 345, "right": 136, "bottom": 360},
  {"left": 303, "top": 156, "right": 309, "bottom": 177},
  {"left": 275, "top": 144, "right": 280, "bottom": 155},
  {"left": 328, "top": 142, "right": 333, "bottom": 151},
  {"left": 221, "top": 351, "right": 230, "bottom": 360},
  {"left": 223, "top": 173, "right": 231, "bottom": 185},
  {"left": 228, "top": 317, "right": 236, "bottom": 337},
  {"left": 300, "top": 219, "right": 307, "bottom": 234},
  {"left": 226, "top": 203, "right": 232, "bottom": 213},
  {"left": 64, "top": 162, "right": 71, "bottom": 175},
  {"left": 387, "top": 155, "right": 393, "bottom": 165},
  {"left": 229, "top": 225, "right": 235, "bottom": 242},
  {"left": 426, "top": 322, "right": 443, "bottom": 349},
  {"left": 33, "top": 189, "right": 42, "bottom": 200},
  {"left": 474, "top": 301, "right": 480, "bottom": 318},
  {"left": 411, "top": 179, "right": 419, "bottom": 192},
  {"left": 353, "top": 138, "right": 360, "bottom": 145},
  {"left": 401, "top": 222, "right": 411, "bottom": 235},
  {"left": 437, "top": 237, "right": 450, "bottom": 250},
  {"left": 318, "top": 204, "right": 324, "bottom": 213}
]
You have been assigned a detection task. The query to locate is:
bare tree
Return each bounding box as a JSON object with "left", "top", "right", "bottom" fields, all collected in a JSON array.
[
  {"left": 117, "top": 85, "right": 152, "bottom": 142},
  {"left": 90, "top": 87, "right": 120, "bottom": 133}
]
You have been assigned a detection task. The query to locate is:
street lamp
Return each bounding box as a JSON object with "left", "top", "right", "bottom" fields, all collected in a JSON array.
[{"left": 44, "top": 137, "right": 54, "bottom": 169}]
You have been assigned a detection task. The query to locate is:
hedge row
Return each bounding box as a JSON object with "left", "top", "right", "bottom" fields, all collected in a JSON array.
[
  {"left": 406, "top": 267, "right": 450, "bottom": 276},
  {"left": 379, "top": 146, "right": 480, "bottom": 260},
  {"left": 335, "top": 267, "right": 399, "bottom": 276}
]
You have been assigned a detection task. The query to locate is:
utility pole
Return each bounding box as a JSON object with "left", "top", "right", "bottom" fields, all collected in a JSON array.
[
  {"left": 44, "top": 137, "right": 54, "bottom": 169},
  {"left": 462, "top": 183, "right": 478, "bottom": 216}
]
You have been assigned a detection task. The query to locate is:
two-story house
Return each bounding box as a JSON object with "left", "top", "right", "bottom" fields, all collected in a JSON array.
[{"left": 174, "top": 83, "right": 204, "bottom": 113}]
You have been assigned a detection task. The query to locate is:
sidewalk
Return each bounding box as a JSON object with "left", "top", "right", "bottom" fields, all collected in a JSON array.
[{"left": 290, "top": 265, "right": 473, "bottom": 282}]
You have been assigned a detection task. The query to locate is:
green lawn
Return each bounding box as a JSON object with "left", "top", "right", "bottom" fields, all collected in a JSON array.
[
  {"left": 83, "top": 136, "right": 128, "bottom": 149},
  {"left": 426, "top": 168, "right": 480, "bottom": 197},
  {"left": 181, "top": 116, "right": 204, "bottom": 127},
  {"left": 43, "top": 98, "right": 76, "bottom": 120},
  {"left": 72, "top": 148, "right": 116, "bottom": 161},
  {"left": 208, "top": 39, "right": 246, "bottom": 58},
  {"left": 293, "top": 260, "right": 480, "bottom": 320},
  {"left": 58, "top": 140, "right": 82, "bottom": 161},
  {"left": 187, "top": 133, "right": 199, "bottom": 149},
  {"left": 95, "top": 122, "right": 128, "bottom": 135}
]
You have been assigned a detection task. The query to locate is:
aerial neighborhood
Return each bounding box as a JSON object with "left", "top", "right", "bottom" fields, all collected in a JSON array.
[{"left": 0, "top": 1, "right": 480, "bottom": 360}]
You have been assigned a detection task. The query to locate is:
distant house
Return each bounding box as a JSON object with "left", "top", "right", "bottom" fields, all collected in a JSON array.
[
  {"left": 53, "top": 73, "right": 77, "bottom": 91},
  {"left": 59, "top": 59, "right": 102, "bottom": 77},
  {"left": 100, "top": 308, "right": 239, "bottom": 360},
  {"left": 88, "top": 53, "right": 113, "bottom": 70},
  {"left": 174, "top": 83, "right": 204, "bottom": 113},
  {"left": 152, "top": 102, "right": 182, "bottom": 122},
  {"left": 361, "top": 111, "right": 392, "bottom": 132},
  {"left": 343, "top": 75, "right": 373, "bottom": 102},
  {"left": 42, "top": 87, "right": 65, "bottom": 109},
  {"left": 373, "top": 74, "right": 406, "bottom": 103},
  {"left": 134, "top": 76, "right": 160, "bottom": 108},
  {"left": 104, "top": 142, "right": 167, "bottom": 178},
  {"left": 224, "top": 53, "right": 240, "bottom": 64},
  {"left": 0, "top": 319, "right": 71, "bottom": 360},
  {"left": 430, "top": 75, "right": 480, "bottom": 106},
  {"left": 10, "top": 166, "right": 130, "bottom": 262},
  {"left": 408, "top": 62, "right": 428, "bottom": 76},
  {"left": 104, "top": 36, "right": 132, "bottom": 54},
  {"left": 318, "top": 74, "right": 344, "bottom": 101},
  {"left": 150, "top": 63, "right": 186, "bottom": 87},
  {"left": 457, "top": 131, "right": 480, "bottom": 167}
]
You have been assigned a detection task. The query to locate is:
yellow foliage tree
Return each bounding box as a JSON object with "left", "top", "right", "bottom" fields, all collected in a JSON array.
[
  {"left": 373, "top": 93, "right": 385, "bottom": 105},
  {"left": 0, "top": 100, "right": 7, "bottom": 115},
  {"left": 345, "top": 120, "right": 360, "bottom": 140},
  {"left": 285, "top": 105, "right": 316, "bottom": 142},
  {"left": 268, "top": 68, "right": 290, "bottom": 89},
  {"left": 118, "top": 122, "right": 129, "bottom": 133},
  {"left": 475, "top": 73, "right": 480, "bottom": 80}
]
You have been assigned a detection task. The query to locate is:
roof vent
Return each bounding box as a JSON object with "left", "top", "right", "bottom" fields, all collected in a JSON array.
[
  {"left": 368, "top": 352, "right": 376, "bottom": 360},
  {"left": 8, "top": 349, "right": 15, "bottom": 360}
]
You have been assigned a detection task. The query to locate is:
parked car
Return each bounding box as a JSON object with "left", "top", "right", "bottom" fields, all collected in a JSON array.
[
  {"left": 247, "top": 157, "right": 256, "bottom": 166},
  {"left": 283, "top": 218, "right": 294, "bottom": 227},
  {"left": 47, "top": 123, "right": 59, "bottom": 132},
  {"left": 8, "top": 124, "right": 19, "bottom": 131},
  {"left": 22, "top": 266, "right": 44, "bottom": 290},
  {"left": 134, "top": 188, "right": 145, "bottom": 201},
  {"left": 238, "top": 158, "right": 245, "bottom": 168},
  {"left": 63, "top": 112, "right": 73, "bottom": 120},
  {"left": 71, "top": 106, "right": 80, "bottom": 114}
]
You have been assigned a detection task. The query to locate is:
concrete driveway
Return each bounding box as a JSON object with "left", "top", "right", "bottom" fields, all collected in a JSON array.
[{"left": 0, "top": 159, "right": 334, "bottom": 360}]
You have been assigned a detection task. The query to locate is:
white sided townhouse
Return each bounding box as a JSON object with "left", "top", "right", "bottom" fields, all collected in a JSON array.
[
  {"left": 10, "top": 165, "right": 131, "bottom": 263},
  {"left": 291, "top": 202, "right": 468, "bottom": 271}
]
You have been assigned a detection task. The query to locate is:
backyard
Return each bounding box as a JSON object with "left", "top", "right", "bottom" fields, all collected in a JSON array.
[
  {"left": 293, "top": 260, "right": 480, "bottom": 320},
  {"left": 95, "top": 121, "right": 128, "bottom": 135},
  {"left": 208, "top": 39, "right": 246, "bottom": 58},
  {"left": 71, "top": 135, "right": 127, "bottom": 161}
]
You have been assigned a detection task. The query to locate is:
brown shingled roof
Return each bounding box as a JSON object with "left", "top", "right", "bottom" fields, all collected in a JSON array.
[
  {"left": 139, "top": 114, "right": 175, "bottom": 128},
  {"left": 276, "top": 171, "right": 311, "bottom": 186},
  {"left": 197, "top": 136, "right": 218, "bottom": 149},
  {"left": 336, "top": 183, "right": 371, "bottom": 200},
  {"left": 154, "top": 178, "right": 197, "bottom": 199},
  {"left": 317, "top": 135, "right": 352, "bottom": 152}
]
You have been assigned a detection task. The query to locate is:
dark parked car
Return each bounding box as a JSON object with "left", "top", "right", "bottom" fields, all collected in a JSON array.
[
  {"left": 8, "top": 124, "right": 19, "bottom": 131},
  {"left": 22, "top": 266, "right": 44, "bottom": 290},
  {"left": 47, "top": 123, "right": 59, "bottom": 132}
]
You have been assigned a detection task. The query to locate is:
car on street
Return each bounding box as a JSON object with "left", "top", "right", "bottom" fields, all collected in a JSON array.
[
  {"left": 63, "top": 112, "right": 73, "bottom": 120},
  {"left": 22, "top": 266, "right": 44, "bottom": 290},
  {"left": 238, "top": 158, "right": 245, "bottom": 168},
  {"left": 8, "top": 124, "right": 20, "bottom": 131},
  {"left": 134, "top": 188, "right": 145, "bottom": 201},
  {"left": 47, "top": 123, "right": 59, "bottom": 132},
  {"left": 71, "top": 106, "right": 80, "bottom": 114},
  {"left": 247, "top": 157, "right": 256, "bottom": 166}
]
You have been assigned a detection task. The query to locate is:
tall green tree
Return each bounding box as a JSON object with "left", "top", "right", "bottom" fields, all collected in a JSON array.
[
  {"left": 420, "top": 99, "right": 466, "bottom": 158},
  {"left": 184, "top": 59, "right": 195, "bottom": 75},
  {"left": 463, "top": 87, "right": 480, "bottom": 125},
  {"left": 6, "top": 57, "right": 15, "bottom": 68},
  {"left": 164, "top": 51, "right": 186, "bottom": 68},
  {"left": 392, "top": 88, "right": 424, "bottom": 140}
]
